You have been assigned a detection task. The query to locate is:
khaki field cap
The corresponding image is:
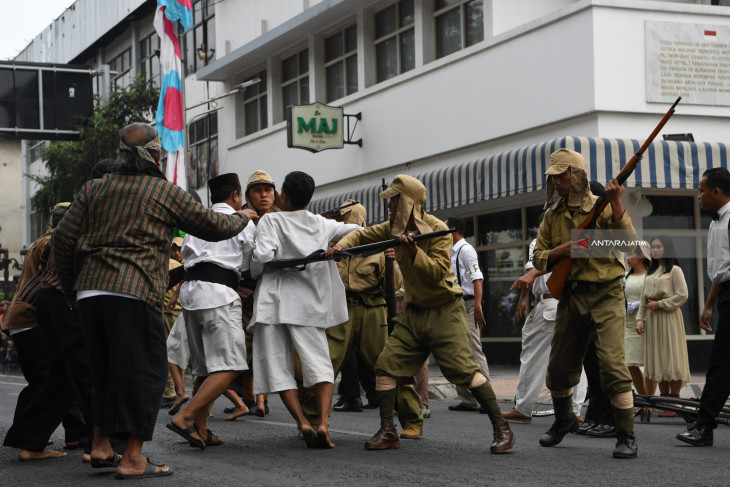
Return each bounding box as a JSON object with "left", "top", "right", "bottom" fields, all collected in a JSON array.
[
  {"left": 380, "top": 174, "right": 427, "bottom": 205},
  {"left": 544, "top": 148, "right": 593, "bottom": 212},
  {"left": 340, "top": 199, "right": 367, "bottom": 227},
  {"left": 246, "top": 170, "right": 276, "bottom": 191},
  {"left": 381, "top": 174, "right": 431, "bottom": 236},
  {"left": 171, "top": 237, "right": 184, "bottom": 248}
]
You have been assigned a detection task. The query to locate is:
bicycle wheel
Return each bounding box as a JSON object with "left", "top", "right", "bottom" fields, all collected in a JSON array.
[{"left": 531, "top": 388, "right": 555, "bottom": 417}]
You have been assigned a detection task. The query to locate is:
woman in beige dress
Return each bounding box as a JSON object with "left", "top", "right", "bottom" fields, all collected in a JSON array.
[
  {"left": 636, "top": 236, "right": 691, "bottom": 416},
  {"left": 624, "top": 244, "right": 651, "bottom": 396}
]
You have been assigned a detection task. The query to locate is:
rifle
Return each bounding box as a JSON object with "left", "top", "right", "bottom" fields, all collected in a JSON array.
[
  {"left": 545, "top": 96, "right": 681, "bottom": 299},
  {"left": 382, "top": 178, "right": 397, "bottom": 335},
  {"left": 264, "top": 229, "right": 457, "bottom": 271},
  {"left": 319, "top": 200, "right": 360, "bottom": 219}
]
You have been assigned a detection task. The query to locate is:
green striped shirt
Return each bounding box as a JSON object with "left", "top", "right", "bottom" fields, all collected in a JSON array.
[{"left": 55, "top": 173, "right": 247, "bottom": 310}]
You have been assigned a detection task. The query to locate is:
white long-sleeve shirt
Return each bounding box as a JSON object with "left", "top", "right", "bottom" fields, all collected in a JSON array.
[
  {"left": 250, "top": 210, "right": 360, "bottom": 329},
  {"left": 179, "top": 202, "right": 254, "bottom": 310}
]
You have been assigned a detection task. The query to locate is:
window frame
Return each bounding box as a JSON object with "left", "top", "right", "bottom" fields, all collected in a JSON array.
[
  {"left": 281, "top": 48, "right": 310, "bottom": 118},
  {"left": 433, "top": 0, "right": 484, "bottom": 59},
  {"left": 373, "top": 0, "right": 416, "bottom": 83},
  {"left": 323, "top": 24, "right": 358, "bottom": 102}
]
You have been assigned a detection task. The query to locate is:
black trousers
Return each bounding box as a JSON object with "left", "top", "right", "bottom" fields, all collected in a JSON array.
[
  {"left": 583, "top": 339, "right": 614, "bottom": 425},
  {"left": 696, "top": 285, "right": 730, "bottom": 428},
  {"left": 338, "top": 350, "right": 377, "bottom": 404},
  {"left": 36, "top": 288, "right": 94, "bottom": 444},
  {"left": 3, "top": 327, "right": 86, "bottom": 452},
  {"left": 78, "top": 295, "right": 167, "bottom": 441}
]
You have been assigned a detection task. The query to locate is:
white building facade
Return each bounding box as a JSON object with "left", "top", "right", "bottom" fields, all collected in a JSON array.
[{"left": 196, "top": 0, "right": 730, "bottom": 365}]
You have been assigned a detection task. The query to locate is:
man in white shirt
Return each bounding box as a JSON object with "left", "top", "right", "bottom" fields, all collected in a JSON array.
[
  {"left": 444, "top": 217, "right": 490, "bottom": 412},
  {"left": 677, "top": 167, "right": 730, "bottom": 446},
  {"left": 250, "top": 171, "right": 361, "bottom": 449},
  {"left": 168, "top": 173, "right": 257, "bottom": 449}
]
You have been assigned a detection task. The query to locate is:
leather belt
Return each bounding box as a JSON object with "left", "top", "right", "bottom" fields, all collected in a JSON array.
[
  {"left": 346, "top": 295, "right": 363, "bottom": 307},
  {"left": 536, "top": 293, "right": 554, "bottom": 302},
  {"left": 463, "top": 295, "right": 475, "bottom": 301},
  {"left": 182, "top": 262, "right": 239, "bottom": 290}
]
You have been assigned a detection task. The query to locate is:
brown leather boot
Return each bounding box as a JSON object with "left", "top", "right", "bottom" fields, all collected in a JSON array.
[
  {"left": 364, "top": 423, "right": 400, "bottom": 450},
  {"left": 490, "top": 421, "right": 515, "bottom": 454}
]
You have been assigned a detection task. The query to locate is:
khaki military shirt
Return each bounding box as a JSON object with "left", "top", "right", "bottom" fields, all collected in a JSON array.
[
  {"left": 337, "top": 213, "right": 462, "bottom": 308},
  {"left": 337, "top": 252, "right": 403, "bottom": 306},
  {"left": 533, "top": 195, "right": 635, "bottom": 283}
]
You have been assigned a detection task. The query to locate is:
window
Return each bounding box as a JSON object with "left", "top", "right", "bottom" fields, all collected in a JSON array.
[
  {"left": 281, "top": 49, "right": 310, "bottom": 116},
  {"left": 240, "top": 70, "right": 267, "bottom": 137},
  {"left": 184, "top": 0, "right": 216, "bottom": 75},
  {"left": 186, "top": 112, "right": 218, "bottom": 191},
  {"left": 434, "top": 0, "right": 484, "bottom": 59},
  {"left": 139, "top": 33, "right": 161, "bottom": 87},
  {"left": 324, "top": 25, "right": 358, "bottom": 102},
  {"left": 374, "top": 0, "right": 415, "bottom": 83},
  {"left": 109, "top": 48, "right": 133, "bottom": 90}
]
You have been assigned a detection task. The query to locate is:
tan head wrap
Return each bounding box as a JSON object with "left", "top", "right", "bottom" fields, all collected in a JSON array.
[
  {"left": 340, "top": 199, "right": 367, "bottom": 227},
  {"left": 544, "top": 149, "right": 593, "bottom": 212},
  {"left": 49, "top": 202, "right": 71, "bottom": 228},
  {"left": 380, "top": 175, "right": 431, "bottom": 236},
  {"left": 119, "top": 136, "right": 162, "bottom": 165}
]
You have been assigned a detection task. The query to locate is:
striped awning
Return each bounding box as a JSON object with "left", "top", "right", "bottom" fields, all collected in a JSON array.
[{"left": 309, "top": 136, "right": 729, "bottom": 225}]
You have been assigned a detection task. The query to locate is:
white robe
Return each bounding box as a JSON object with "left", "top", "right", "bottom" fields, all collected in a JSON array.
[{"left": 250, "top": 210, "right": 360, "bottom": 330}]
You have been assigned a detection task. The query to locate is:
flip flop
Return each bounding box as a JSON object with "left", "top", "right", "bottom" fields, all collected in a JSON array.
[
  {"left": 168, "top": 396, "right": 189, "bottom": 416},
  {"left": 190, "top": 429, "right": 223, "bottom": 447},
  {"left": 90, "top": 452, "right": 121, "bottom": 469},
  {"left": 115, "top": 457, "right": 172, "bottom": 480},
  {"left": 166, "top": 422, "right": 205, "bottom": 449}
]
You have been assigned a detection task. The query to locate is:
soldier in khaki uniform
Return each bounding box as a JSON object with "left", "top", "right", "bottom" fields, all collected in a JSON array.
[
  {"left": 532, "top": 149, "right": 637, "bottom": 459},
  {"left": 328, "top": 175, "right": 514, "bottom": 453},
  {"left": 301, "top": 201, "right": 424, "bottom": 437}
]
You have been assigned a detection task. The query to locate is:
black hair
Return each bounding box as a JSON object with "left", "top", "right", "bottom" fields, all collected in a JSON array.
[
  {"left": 281, "top": 171, "right": 315, "bottom": 209},
  {"left": 211, "top": 186, "right": 242, "bottom": 204},
  {"left": 647, "top": 235, "right": 679, "bottom": 275},
  {"left": 702, "top": 167, "right": 730, "bottom": 196},
  {"left": 590, "top": 180, "right": 605, "bottom": 197},
  {"left": 445, "top": 216, "right": 466, "bottom": 236},
  {"left": 626, "top": 245, "right": 651, "bottom": 276},
  {"left": 91, "top": 158, "right": 120, "bottom": 179}
]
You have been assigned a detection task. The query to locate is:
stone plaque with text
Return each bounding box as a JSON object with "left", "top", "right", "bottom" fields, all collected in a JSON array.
[{"left": 646, "top": 21, "right": 730, "bottom": 106}]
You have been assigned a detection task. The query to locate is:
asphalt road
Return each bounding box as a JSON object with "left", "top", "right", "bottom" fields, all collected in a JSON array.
[{"left": 0, "top": 372, "right": 728, "bottom": 487}]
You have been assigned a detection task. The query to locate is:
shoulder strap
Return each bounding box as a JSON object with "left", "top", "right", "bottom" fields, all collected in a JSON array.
[{"left": 455, "top": 245, "right": 464, "bottom": 286}]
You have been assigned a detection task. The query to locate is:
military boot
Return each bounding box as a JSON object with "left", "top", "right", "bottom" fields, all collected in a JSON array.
[
  {"left": 490, "top": 421, "right": 515, "bottom": 454},
  {"left": 364, "top": 423, "right": 400, "bottom": 450}
]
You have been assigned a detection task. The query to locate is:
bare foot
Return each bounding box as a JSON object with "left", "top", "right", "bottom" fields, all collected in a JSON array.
[
  {"left": 18, "top": 449, "right": 67, "bottom": 461},
  {"left": 82, "top": 453, "right": 91, "bottom": 464},
  {"left": 117, "top": 457, "right": 170, "bottom": 477},
  {"left": 301, "top": 425, "right": 318, "bottom": 448},
  {"left": 168, "top": 394, "right": 190, "bottom": 416},
  {"left": 316, "top": 426, "right": 335, "bottom": 449},
  {"left": 223, "top": 405, "right": 250, "bottom": 421}
]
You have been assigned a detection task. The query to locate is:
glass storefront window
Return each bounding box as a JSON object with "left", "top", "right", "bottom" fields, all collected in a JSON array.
[
  {"left": 643, "top": 195, "right": 693, "bottom": 230},
  {"left": 479, "top": 248, "right": 524, "bottom": 337},
  {"left": 477, "top": 209, "right": 521, "bottom": 246}
]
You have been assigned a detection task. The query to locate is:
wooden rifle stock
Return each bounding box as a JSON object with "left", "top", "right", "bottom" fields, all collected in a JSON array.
[
  {"left": 545, "top": 97, "right": 681, "bottom": 299},
  {"left": 382, "top": 178, "right": 397, "bottom": 334}
]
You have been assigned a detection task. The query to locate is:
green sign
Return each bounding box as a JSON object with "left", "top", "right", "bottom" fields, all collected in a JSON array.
[{"left": 286, "top": 102, "right": 344, "bottom": 152}]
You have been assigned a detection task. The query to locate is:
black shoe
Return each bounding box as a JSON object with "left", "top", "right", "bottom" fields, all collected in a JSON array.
[
  {"left": 264, "top": 399, "right": 269, "bottom": 415},
  {"left": 160, "top": 397, "right": 176, "bottom": 409},
  {"left": 576, "top": 421, "right": 595, "bottom": 436},
  {"left": 613, "top": 431, "right": 638, "bottom": 459},
  {"left": 333, "top": 396, "right": 346, "bottom": 408},
  {"left": 676, "top": 424, "right": 714, "bottom": 447},
  {"left": 586, "top": 424, "right": 617, "bottom": 438},
  {"left": 539, "top": 414, "right": 579, "bottom": 447},
  {"left": 333, "top": 397, "right": 363, "bottom": 412},
  {"left": 223, "top": 406, "right": 236, "bottom": 414},
  {"left": 448, "top": 403, "right": 480, "bottom": 412}
]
